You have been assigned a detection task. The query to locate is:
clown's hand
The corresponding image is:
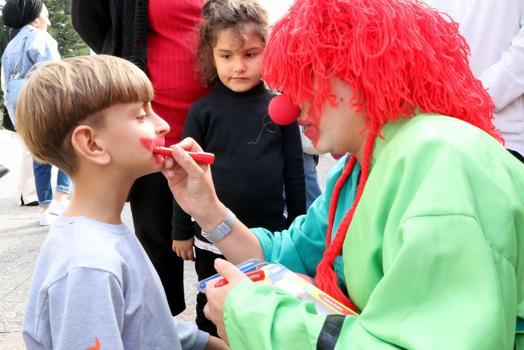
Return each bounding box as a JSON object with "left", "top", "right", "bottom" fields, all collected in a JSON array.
[
  {"left": 204, "top": 259, "right": 251, "bottom": 343},
  {"left": 161, "top": 138, "right": 226, "bottom": 230}
]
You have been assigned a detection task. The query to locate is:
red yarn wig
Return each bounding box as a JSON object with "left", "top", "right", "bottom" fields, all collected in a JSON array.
[{"left": 262, "top": 0, "right": 501, "bottom": 311}]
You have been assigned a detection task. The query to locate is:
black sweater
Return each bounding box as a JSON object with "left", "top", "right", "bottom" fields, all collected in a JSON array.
[
  {"left": 71, "top": 0, "right": 148, "bottom": 71},
  {"left": 172, "top": 83, "right": 306, "bottom": 241}
]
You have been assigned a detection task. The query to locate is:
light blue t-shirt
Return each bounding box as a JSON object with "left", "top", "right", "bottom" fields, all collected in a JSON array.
[{"left": 23, "top": 216, "right": 208, "bottom": 350}]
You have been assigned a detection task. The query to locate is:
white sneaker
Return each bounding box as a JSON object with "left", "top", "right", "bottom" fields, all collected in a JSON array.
[
  {"left": 48, "top": 199, "right": 70, "bottom": 216},
  {"left": 39, "top": 210, "right": 57, "bottom": 226}
]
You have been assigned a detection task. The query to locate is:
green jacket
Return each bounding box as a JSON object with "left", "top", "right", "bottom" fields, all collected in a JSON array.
[{"left": 224, "top": 114, "right": 524, "bottom": 349}]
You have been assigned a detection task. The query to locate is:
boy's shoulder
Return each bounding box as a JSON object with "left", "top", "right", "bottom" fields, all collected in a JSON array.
[{"left": 35, "top": 216, "right": 135, "bottom": 288}]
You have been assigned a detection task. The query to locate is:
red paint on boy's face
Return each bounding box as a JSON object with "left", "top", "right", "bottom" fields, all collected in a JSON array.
[{"left": 140, "top": 137, "right": 166, "bottom": 164}]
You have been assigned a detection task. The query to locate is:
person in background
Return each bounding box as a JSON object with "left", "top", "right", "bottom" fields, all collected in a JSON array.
[
  {"left": 424, "top": 0, "right": 524, "bottom": 163},
  {"left": 2, "top": 0, "right": 71, "bottom": 225},
  {"left": 161, "top": 0, "right": 524, "bottom": 348},
  {"left": 300, "top": 126, "right": 322, "bottom": 207},
  {"left": 172, "top": 0, "right": 305, "bottom": 335},
  {"left": 71, "top": 0, "right": 209, "bottom": 315}
]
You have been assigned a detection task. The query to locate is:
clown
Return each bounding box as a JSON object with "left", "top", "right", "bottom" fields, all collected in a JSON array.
[{"left": 161, "top": 0, "right": 524, "bottom": 348}]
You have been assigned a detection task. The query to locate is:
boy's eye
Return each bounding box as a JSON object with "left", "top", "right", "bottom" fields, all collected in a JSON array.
[{"left": 136, "top": 114, "right": 148, "bottom": 120}]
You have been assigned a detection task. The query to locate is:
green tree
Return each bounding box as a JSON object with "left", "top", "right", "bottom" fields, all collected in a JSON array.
[{"left": 46, "top": 0, "right": 89, "bottom": 58}]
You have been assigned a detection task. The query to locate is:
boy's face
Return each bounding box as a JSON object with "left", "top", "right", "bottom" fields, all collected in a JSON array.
[
  {"left": 96, "top": 102, "right": 170, "bottom": 177},
  {"left": 212, "top": 25, "right": 264, "bottom": 93}
]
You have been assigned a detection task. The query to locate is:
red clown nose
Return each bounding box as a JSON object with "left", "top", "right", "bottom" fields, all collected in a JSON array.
[{"left": 268, "top": 94, "right": 300, "bottom": 125}]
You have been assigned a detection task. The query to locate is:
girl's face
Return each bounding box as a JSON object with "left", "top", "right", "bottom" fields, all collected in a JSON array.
[
  {"left": 299, "top": 77, "right": 368, "bottom": 160},
  {"left": 212, "top": 25, "right": 264, "bottom": 93}
]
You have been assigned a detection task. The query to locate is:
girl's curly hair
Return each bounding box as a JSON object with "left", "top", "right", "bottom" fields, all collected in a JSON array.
[{"left": 197, "top": 0, "right": 269, "bottom": 87}]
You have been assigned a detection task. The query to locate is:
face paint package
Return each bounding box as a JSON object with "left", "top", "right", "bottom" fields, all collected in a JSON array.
[{"left": 197, "top": 258, "right": 358, "bottom": 316}]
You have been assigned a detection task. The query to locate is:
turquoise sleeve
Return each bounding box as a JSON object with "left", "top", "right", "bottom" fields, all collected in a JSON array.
[
  {"left": 251, "top": 157, "right": 349, "bottom": 276},
  {"left": 225, "top": 214, "right": 517, "bottom": 349},
  {"left": 251, "top": 194, "right": 329, "bottom": 276}
]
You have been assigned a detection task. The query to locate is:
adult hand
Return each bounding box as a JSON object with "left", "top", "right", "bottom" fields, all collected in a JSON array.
[
  {"left": 172, "top": 238, "right": 195, "bottom": 261},
  {"left": 204, "top": 259, "right": 251, "bottom": 343},
  {"left": 161, "top": 138, "right": 226, "bottom": 230}
]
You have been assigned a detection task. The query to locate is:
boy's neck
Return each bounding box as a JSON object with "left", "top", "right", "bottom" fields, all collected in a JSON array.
[{"left": 64, "top": 168, "right": 136, "bottom": 225}]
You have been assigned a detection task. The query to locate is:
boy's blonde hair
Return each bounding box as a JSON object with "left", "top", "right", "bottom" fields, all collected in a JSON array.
[{"left": 16, "top": 55, "right": 154, "bottom": 176}]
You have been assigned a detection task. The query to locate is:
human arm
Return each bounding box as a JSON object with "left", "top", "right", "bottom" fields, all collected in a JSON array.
[
  {"left": 70, "top": 0, "right": 111, "bottom": 53},
  {"left": 162, "top": 139, "right": 264, "bottom": 264},
  {"left": 218, "top": 214, "right": 516, "bottom": 349},
  {"left": 281, "top": 120, "right": 306, "bottom": 224},
  {"left": 163, "top": 147, "right": 348, "bottom": 270},
  {"left": 173, "top": 318, "right": 212, "bottom": 350},
  {"left": 478, "top": 13, "right": 524, "bottom": 112}
]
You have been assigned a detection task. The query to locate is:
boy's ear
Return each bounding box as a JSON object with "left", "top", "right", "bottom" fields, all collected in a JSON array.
[{"left": 71, "top": 125, "right": 111, "bottom": 166}]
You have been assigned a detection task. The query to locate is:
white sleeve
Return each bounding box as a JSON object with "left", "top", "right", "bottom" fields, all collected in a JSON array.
[{"left": 478, "top": 13, "right": 524, "bottom": 112}]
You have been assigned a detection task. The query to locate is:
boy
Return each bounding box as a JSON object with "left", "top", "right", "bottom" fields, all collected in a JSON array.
[{"left": 16, "top": 55, "right": 227, "bottom": 350}]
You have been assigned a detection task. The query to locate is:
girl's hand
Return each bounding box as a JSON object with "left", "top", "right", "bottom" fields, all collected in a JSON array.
[
  {"left": 172, "top": 238, "right": 195, "bottom": 261},
  {"left": 204, "top": 259, "right": 251, "bottom": 343},
  {"left": 161, "top": 138, "right": 226, "bottom": 230}
]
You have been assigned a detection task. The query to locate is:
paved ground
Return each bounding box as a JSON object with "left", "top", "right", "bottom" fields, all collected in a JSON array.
[{"left": 0, "top": 129, "right": 337, "bottom": 349}]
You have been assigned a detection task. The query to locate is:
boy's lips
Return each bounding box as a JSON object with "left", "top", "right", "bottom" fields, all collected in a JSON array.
[
  {"left": 139, "top": 137, "right": 166, "bottom": 164},
  {"left": 139, "top": 137, "right": 165, "bottom": 151}
]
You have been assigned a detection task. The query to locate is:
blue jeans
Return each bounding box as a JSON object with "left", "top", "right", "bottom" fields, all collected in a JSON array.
[
  {"left": 303, "top": 153, "right": 321, "bottom": 208},
  {"left": 33, "top": 161, "right": 72, "bottom": 206}
]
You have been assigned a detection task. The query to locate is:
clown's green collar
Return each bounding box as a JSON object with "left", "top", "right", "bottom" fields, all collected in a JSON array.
[{"left": 370, "top": 112, "right": 439, "bottom": 168}]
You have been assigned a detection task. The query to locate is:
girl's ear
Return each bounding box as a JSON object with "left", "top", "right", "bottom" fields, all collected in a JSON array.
[{"left": 70, "top": 125, "right": 111, "bottom": 166}]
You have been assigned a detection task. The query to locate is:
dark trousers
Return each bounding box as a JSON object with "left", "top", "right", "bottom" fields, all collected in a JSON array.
[
  {"left": 509, "top": 149, "right": 524, "bottom": 164},
  {"left": 129, "top": 172, "right": 185, "bottom": 315},
  {"left": 195, "top": 246, "right": 224, "bottom": 336}
]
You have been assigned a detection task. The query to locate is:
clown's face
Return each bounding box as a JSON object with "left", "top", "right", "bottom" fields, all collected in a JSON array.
[{"left": 299, "top": 77, "right": 368, "bottom": 160}]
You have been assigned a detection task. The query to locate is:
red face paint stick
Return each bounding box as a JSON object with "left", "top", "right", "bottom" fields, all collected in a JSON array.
[
  {"left": 214, "top": 269, "right": 266, "bottom": 288},
  {"left": 152, "top": 146, "right": 215, "bottom": 165}
]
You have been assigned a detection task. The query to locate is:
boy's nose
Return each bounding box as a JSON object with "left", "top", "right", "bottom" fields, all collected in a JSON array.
[{"left": 153, "top": 113, "right": 170, "bottom": 135}]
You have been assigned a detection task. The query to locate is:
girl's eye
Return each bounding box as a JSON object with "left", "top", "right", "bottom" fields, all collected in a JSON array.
[
  {"left": 136, "top": 114, "right": 148, "bottom": 120},
  {"left": 221, "top": 55, "right": 230, "bottom": 59}
]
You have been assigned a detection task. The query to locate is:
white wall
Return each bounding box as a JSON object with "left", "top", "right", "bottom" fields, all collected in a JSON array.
[{"left": 258, "top": 0, "right": 294, "bottom": 25}]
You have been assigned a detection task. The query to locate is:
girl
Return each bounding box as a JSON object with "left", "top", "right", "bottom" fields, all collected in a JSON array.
[{"left": 171, "top": 0, "right": 306, "bottom": 336}]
